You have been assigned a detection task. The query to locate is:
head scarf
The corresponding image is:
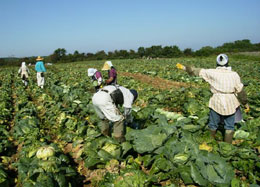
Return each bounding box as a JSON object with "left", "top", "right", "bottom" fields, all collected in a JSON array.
[
  {"left": 216, "top": 54, "right": 229, "bottom": 66},
  {"left": 102, "top": 61, "right": 113, "bottom": 70},
  {"left": 21, "top": 62, "right": 26, "bottom": 68},
  {"left": 88, "top": 68, "right": 97, "bottom": 77}
]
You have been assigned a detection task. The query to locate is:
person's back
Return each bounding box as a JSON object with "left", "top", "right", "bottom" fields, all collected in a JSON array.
[
  {"left": 107, "top": 67, "right": 117, "bottom": 85},
  {"left": 35, "top": 56, "right": 46, "bottom": 88},
  {"left": 20, "top": 66, "right": 28, "bottom": 74},
  {"left": 200, "top": 67, "right": 241, "bottom": 94},
  {"left": 177, "top": 53, "right": 248, "bottom": 144},
  {"left": 35, "top": 61, "right": 46, "bottom": 72},
  {"left": 18, "top": 62, "right": 30, "bottom": 86}
]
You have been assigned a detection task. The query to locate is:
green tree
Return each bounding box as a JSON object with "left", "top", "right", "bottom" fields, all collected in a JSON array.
[
  {"left": 95, "top": 50, "right": 107, "bottom": 60},
  {"left": 50, "top": 48, "right": 67, "bottom": 63},
  {"left": 86, "top": 53, "right": 95, "bottom": 60},
  {"left": 195, "top": 46, "right": 215, "bottom": 56},
  {"left": 138, "top": 47, "right": 145, "bottom": 58},
  {"left": 183, "top": 48, "right": 193, "bottom": 56},
  {"left": 129, "top": 49, "right": 138, "bottom": 59},
  {"left": 118, "top": 50, "right": 129, "bottom": 59},
  {"left": 107, "top": 51, "right": 115, "bottom": 59},
  {"left": 162, "top": 45, "right": 182, "bottom": 58}
]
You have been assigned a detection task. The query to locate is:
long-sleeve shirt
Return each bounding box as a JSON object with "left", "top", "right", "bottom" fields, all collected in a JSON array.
[
  {"left": 93, "top": 71, "right": 102, "bottom": 86},
  {"left": 188, "top": 67, "right": 243, "bottom": 115},
  {"left": 92, "top": 85, "right": 134, "bottom": 122},
  {"left": 18, "top": 66, "right": 30, "bottom": 78},
  {"left": 107, "top": 68, "right": 117, "bottom": 85},
  {"left": 35, "top": 61, "right": 46, "bottom": 72}
]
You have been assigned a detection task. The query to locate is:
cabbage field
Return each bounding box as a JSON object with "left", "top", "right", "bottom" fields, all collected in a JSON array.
[{"left": 0, "top": 54, "right": 260, "bottom": 186}]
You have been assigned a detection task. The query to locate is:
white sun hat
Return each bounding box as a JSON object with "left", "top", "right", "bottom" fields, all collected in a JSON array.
[
  {"left": 216, "top": 54, "right": 229, "bottom": 66},
  {"left": 102, "top": 61, "right": 113, "bottom": 70},
  {"left": 88, "top": 68, "right": 97, "bottom": 77}
]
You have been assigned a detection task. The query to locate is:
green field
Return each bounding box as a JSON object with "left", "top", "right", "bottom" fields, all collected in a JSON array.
[{"left": 0, "top": 54, "right": 260, "bottom": 186}]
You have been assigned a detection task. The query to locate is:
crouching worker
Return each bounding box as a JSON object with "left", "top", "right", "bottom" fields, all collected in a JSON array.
[
  {"left": 177, "top": 54, "right": 249, "bottom": 143},
  {"left": 92, "top": 85, "right": 138, "bottom": 142},
  {"left": 88, "top": 68, "right": 103, "bottom": 92},
  {"left": 18, "top": 61, "right": 30, "bottom": 87}
]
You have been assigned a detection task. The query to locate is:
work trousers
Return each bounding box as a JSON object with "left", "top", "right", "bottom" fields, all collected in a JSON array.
[{"left": 37, "top": 72, "right": 44, "bottom": 88}]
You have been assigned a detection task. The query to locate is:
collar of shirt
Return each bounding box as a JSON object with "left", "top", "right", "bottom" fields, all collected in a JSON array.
[{"left": 216, "top": 66, "right": 232, "bottom": 71}]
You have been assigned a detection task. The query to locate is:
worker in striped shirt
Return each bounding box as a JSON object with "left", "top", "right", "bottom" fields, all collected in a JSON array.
[{"left": 177, "top": 54, "right": 249, "bottom": 143}]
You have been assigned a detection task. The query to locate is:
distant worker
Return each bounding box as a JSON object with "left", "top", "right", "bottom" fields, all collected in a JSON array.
[
  {"left": 176, "top": 54, "right": 249, "bottom": 143},
  {"left": 88, "top": 68, "right": 103, "bottom": 92},
  {"left": 102, "top": 61, "right": 117, "bottom": 85},
  {"left": 18, "top": 61, "right": 30, "bottom": 87},
  {"left": 92, "top": 85, "right": 138, "bottom": 142},
  {"left": 35, "top": 56, "right": 46, "bottom": 89}
]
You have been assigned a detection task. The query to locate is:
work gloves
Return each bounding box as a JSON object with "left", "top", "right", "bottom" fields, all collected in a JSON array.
[
  {"left": 176, "top": 63, "right": 186, "bottom": 70},
  {"left": 244, "top": 103, "right": 250, "bottom": 113}
]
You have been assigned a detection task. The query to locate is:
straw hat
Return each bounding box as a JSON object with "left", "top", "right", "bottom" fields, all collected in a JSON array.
[
  {"left": 36, "top": 56, "right": 44, "bottom": 61},
  {"left": 102, "top": 61, "right": 113, "bottom": 70}
]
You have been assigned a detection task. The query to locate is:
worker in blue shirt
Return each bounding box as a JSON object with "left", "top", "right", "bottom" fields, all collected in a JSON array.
[{"left": 35, "top": 56, "right": 46, "bottom": 88}]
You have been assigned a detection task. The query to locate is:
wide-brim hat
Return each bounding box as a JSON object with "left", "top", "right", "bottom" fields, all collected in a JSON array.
[
  {"left": 102, "top": 61, "right": 113, "bottom": 70},
  {"left": 216, "top": 54, "right": 228, "bottom": 66},
  {"left": 88, "top": 68, "right": 97, "bottom": 77},
  {"left": 36, "top": 56, "right": 44, "bottom": 61}
]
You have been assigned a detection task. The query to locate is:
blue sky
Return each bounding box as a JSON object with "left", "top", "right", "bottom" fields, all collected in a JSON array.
[{"left": 0, "top": 0, "right": 259, "bottom": 57}]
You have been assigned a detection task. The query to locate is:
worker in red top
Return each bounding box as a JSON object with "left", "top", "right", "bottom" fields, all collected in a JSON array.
[{"left": 102, "top": 61, "right": 117, "bottom": 85}]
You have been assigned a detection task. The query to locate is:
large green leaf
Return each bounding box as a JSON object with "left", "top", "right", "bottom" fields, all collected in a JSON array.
[
  {"left": 125, "top": 125, "right": 168, "bottom": 153},
  {"left": 190, "top": 163, "right": 208, "bottom": 186}
]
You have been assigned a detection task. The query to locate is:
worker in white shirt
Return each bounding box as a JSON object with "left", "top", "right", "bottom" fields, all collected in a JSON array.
[
  {"left": 18, "top": 61, "right": 30, "bottom": 87},
  {"left": 92, "top": 85, "right": 138, "bottom": 142}
]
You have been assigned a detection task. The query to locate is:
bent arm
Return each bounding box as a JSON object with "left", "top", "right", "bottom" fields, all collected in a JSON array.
[
  {"left": 97, "top": 77, "right": 102, "bottom": 86},
  {"left": 41, "top": 64, "right": 46, "bottom": 72},
  {"left": 106, "top": 77, "right": 114, "bottom": 84},
  {"left": 186, "top": 66, "right": 201, "bottom": 76}
]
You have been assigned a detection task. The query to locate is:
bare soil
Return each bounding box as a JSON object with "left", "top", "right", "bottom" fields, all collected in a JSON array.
[{"left": 119, "top": 71, "right": 195, "bottom": 90}]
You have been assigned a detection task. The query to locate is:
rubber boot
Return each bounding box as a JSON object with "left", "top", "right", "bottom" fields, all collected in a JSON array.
[
  {"left": 99, "top": 119, "right": 110, "bottom": 136},
  {"left": 210, "top": 129, "right": 217, "bottom": 139},
  {"left": 113, "top": 119, "right": 125, "bottom": 143},
  {"left": 224, "top": 130, "right": 234, "bottom": 144},
  {"left": 114, "top": 136, "right": 126, "bottom": 143}
]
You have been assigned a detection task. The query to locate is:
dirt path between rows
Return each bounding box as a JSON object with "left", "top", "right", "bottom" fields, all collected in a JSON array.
[{"left": 119, "top": 71, "right": 196, "bottom": 90}]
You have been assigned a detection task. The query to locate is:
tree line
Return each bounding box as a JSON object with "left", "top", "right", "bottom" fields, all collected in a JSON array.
[{"left": 1, "top": 39, "right": 259, "bottom": 66}]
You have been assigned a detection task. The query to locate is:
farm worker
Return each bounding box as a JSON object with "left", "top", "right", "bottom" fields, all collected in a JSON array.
[
  {"left": 176, "top": 54, "right": 249, "bottom": 143},
  {"left": 92, "top": 85, "right": 138, "bottom": 142},
  {"left": 18, "top": 61, "right": 30, "bottom": 87},
  {"left": 35, "top": 56, "right": 46, "bottom": 89},
  {"left": 102, "top": 61, "right": 117, "bottom": 85},
  {"left": 88, "top": 68, "right": 103, "bottom": 92}
]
